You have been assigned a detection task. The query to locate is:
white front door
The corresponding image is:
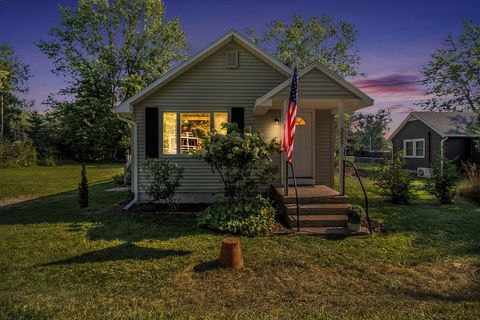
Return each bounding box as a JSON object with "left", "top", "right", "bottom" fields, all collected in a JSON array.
[{"left": 291, "top": 111, "right": 313, "bottom": 179}]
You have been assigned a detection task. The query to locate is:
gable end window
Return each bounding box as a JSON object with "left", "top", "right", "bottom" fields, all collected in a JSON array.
[
  {"left": 225, "top": 51, "right": 239, "bottom": 68},
  {"left": 403, "top": 139, "right": 425, "bottom": 158}
]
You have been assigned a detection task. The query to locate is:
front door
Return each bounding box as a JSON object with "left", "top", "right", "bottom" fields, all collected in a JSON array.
[{"left": 291, "top": 111, "right": 313, "bottom": 179}]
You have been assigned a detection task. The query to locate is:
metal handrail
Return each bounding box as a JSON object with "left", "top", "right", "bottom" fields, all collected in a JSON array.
[{"left": 342, "top": 160, "right": 373, "bottom": 234}]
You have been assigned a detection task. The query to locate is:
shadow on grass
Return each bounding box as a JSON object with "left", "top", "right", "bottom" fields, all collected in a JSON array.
[
  {"left": 193, "top": 259, "right": 223, "bottom": 272},
  {"left": 0, "top": 181, "right": 125, "bottom": 225},
  {"left": 43, "top": 243, "right": 191, "bottom": 265},
  {"left": 86, "top": 214, "right": 214, "bottom": 242}
]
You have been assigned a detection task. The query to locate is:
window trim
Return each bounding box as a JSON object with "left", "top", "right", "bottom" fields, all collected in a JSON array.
[
  {"left": 160, "top": 110, "right": 230, "bottom": 156},
  {"left": 403, "top": 138, "right": 425, "bottom": 158}
]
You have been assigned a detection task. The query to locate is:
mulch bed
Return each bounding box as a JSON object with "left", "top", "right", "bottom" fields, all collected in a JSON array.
[
  {"left": 363, "top": 217, "right": 387, "bottom": 233},
  {"left": 109, "top": 202, "right": 210, "bottom": 216}
]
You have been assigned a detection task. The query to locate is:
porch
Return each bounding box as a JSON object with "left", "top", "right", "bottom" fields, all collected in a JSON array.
[{"left": 273, "top": 184, "right": 368, "bottom": 235}]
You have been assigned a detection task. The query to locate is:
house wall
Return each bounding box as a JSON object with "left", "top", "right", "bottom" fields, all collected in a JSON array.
[
  {"left": 133, "top": 40, "right": 287, "bottom": 202},
  {"left": 391, "top": 119, "right": 443, "bottom": 170}
]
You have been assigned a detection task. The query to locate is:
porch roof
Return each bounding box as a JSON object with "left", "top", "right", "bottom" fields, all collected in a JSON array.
[{"left": 253, "top": 62, "right": 374, "bottom": 115}]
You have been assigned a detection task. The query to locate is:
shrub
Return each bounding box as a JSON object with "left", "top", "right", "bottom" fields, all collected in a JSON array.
[
  {"left": 142, "top": 159, "right": 183, "bottom": 210},
  {"left": 78, "top": 163, "right": 89, "bottom": 208},
  {"left": 0, "top": 138, "right": 37, "bottom": 167},
  {"left": 459, "top": 161, "right": 480, "bottom": 204},
  {"left": 426, "top": 156, "right": 460, "bottom": 204},
  {"left": 197, "top": 195, "right": 276, "bottom": 236},
  {"left": 345, "top": 205, "right": 365, "bottom": 224},
  {"left": 192, "top": 123, "right": 280, "bottom": 201},
  {"left": 374, "top": 153, "right": 413, "bottom": 204}
]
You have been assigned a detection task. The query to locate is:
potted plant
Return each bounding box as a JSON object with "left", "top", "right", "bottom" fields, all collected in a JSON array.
[{"left": 345, "top": 205, "right": 365, "bottom": 232}]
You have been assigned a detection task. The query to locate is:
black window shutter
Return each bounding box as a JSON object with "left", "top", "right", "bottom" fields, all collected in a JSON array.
[
  {"left": 231, "top": 107, "right": 244, "bottom": 131},
  {"left": 145, "top": 107, "right": 159, "bottom": 158}
]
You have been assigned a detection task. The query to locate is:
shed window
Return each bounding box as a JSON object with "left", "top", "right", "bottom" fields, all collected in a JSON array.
[
  {"left": 162, "top": 111, "right": 229, "bottom": 155},
  {"left": 403, "top": 139, "right": 425, "bottom": 158}
]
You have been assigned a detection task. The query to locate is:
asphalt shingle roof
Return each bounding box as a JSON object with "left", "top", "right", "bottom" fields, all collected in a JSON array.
[{"left": 412, "top": 112, "right": 478, "bottom": 137}]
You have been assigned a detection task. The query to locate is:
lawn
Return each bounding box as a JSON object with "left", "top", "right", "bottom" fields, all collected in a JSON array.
[{"left": 0, "top": 164, "right": 479, "bottom": 319}]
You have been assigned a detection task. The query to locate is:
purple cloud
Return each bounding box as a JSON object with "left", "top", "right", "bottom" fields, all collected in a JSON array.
[{"left": 353, "top": 74, "right": 425, "bottom": 95}]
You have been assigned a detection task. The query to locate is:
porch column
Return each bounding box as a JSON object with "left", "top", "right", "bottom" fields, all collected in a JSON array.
[{"left": 338, "top": 100, "right": 345, "bottom": 195}]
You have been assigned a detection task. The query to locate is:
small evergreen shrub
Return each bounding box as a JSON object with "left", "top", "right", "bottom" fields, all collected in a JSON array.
[
  {"left": 197, "top": 195, "right": 276, "bottom": 236},
  {"left": 459, "top": 161, "right": 480, "bottom": 204},
  {"left": 345, "top": 205, "right": 365, "bottom": 224},
  {"left": 374, "top": 153, "right": 413, "bottom": 204},
  {"left": 78, "top": 164, "right": 89, "bottom": 208},
  {"left": 142, "top": 159, "right": 184, "bottom": 210},
  {"left": 426, "top": 157, "right": 460, "bottom": 204}
]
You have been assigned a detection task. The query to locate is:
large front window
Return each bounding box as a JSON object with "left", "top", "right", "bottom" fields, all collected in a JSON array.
[
  {"left": 162, "top": 111, "right": 229, "bottom": 155},
  {"left": 404, "top": 139, "right": 425, "bottom": 158}
]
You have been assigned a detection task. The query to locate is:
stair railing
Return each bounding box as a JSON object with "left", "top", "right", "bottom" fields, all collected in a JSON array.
[{"left": 342, "top": 160, "right": 372, "bottom": 234}]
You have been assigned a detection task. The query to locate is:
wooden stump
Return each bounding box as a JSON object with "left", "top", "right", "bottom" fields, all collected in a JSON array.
[{"left": 219, "top": 237, "right": 243, "bottom": 270}]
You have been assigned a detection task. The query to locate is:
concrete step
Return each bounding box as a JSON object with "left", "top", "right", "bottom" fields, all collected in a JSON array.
[
  {"left": 287, "top": 214, "right": 347, "bottom": 227},
  {"left": 285, "top": 203, "right": 349, "bottom": 215},
  {"left": 295, "top": 226, "right": 369, "bottom": 236}
]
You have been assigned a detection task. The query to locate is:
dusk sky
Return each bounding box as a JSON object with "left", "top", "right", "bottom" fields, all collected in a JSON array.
[{"left": 1, "top": 0, "right": 479, "bottom": 132}]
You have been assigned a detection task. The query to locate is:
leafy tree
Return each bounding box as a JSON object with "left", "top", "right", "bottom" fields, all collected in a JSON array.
[
  {"left": 37, "top": 0, "right": 188, "bottom": 160},
  {"left": 419, "top": 19, "right": 480, "bottom": 136},
  {"left": 349, "top": 109, "right": 392, "bottom": 151},
  {"left": 246, "top": 14, "right": 363, "bottom": 77},
  {"left": 0, "top": 43, "right": 32, "bottom": 139}
]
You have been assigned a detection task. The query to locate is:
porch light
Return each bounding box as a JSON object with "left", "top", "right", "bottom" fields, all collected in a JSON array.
[{"left": 274, "top": 118, "right": 279, "bottom": 125}]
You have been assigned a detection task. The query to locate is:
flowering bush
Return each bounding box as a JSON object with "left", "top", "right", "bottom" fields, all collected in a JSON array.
[
  {"left": 197, "top": 195, "right": 276, "bottom": 236},
  {"left": 192, "top": 122, "right": 280, "bottom": 201}
]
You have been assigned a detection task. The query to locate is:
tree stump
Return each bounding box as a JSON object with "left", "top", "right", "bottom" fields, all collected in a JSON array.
[{"left": 219, "top": 237, "right": 243, "bottom": 270}]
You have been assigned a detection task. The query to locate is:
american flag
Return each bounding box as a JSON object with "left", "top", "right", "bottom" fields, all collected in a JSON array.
[{"left": 281, "top": 67, "right": 298, "bottom": 163}]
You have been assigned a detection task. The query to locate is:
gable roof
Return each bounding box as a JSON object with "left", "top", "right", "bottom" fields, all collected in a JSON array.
[
  {"left": 254, "top": 61, "right": 374, "bottom": 111},
  {"left": 389, "top": 111, "right": 478, "bottom": 140},
  {"left": 114, "top": 29, "right": 291, "bottom": 114}
]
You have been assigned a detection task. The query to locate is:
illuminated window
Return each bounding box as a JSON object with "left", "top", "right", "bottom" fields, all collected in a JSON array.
[
  {"left": 214, "top": 112, "right": 228, "bottom": 134},
  {"left": 180, "top": 113, "right": 210, "bottom": 153},
  {"left": 296, "top": 117, "right": 306, "bottom": 126},
  {"left": 162, "top": 112, "right": 177, "bottom": 154}
]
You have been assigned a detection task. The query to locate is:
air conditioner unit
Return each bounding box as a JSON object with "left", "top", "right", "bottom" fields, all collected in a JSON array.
[{"left": 417, "top": 167, "right": 432, "bottom": 178}]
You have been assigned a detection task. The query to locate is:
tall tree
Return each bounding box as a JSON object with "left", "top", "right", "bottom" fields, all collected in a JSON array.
[
  {"left": 349, "top": 109, "right": 392, "bottom": 151},
  {"left": 419, "top": 19, "right": 480, "bottom": 135},
  {"left": 0, "top": 43, "right": 32, "bottom": 139},
  {"left": 37, "top": 0, "right": 188, "bottom": 160},
  {"left": 246, "top": 14, "right": 363, "bottom": 77}
]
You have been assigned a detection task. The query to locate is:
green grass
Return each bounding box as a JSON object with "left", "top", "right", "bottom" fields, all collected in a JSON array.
[{"left": 0, "top": 164, "right": 479, "bottom": 319}]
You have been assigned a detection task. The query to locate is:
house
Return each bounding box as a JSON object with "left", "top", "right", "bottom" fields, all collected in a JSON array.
[
  {"left": 114, "top": 29, "right": 374, "bottom": 210},
  {"left": 389, "top": 111, "right": 480, "bottom": 170}
]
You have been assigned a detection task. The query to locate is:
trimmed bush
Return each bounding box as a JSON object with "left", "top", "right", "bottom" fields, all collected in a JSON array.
[
  {"left": 374, "top": 153, "right": 413, "bottom": 204},
  {"left": 78, "top": 164, "right": 89, "bottom": 208},
  {"left": 197, "top": 195, "right": 276, "bottom": 236},
  {"left": 426, "top": 157, "right": 460, "bottom": 204},
  {"left": 345, "top": 205, "right": 365, "bottom": 224}
]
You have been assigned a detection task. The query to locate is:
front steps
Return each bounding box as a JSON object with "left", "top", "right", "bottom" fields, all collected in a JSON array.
[{"left": 274, "top": 185, "right": 367, "bottom": 236}]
